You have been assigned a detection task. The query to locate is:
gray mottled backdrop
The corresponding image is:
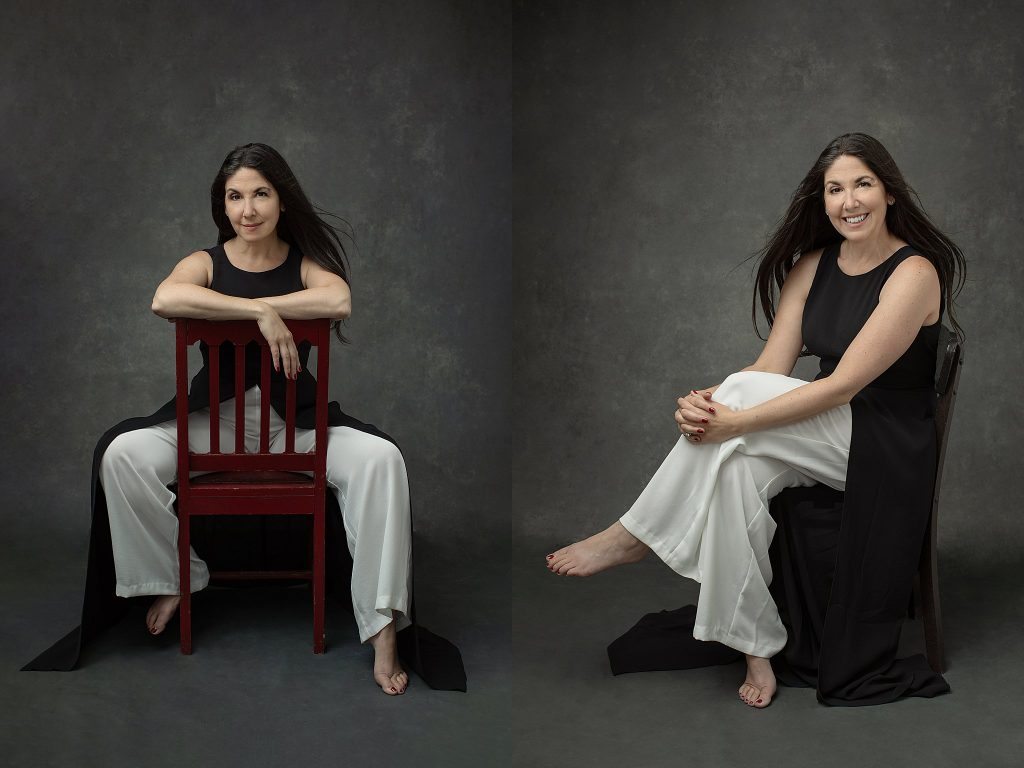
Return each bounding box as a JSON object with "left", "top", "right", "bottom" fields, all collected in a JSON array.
[
  {"left": 3, "top": 0, "right": 1022, "bottom": 596},
  {"left": 2, "top": 1, "right": 1024, "bottom": 763},
  {"left": 2, "top": 0, "right": 515, "bottom": 556},
  {"left": 511, "top": 1, "right": 1023, "bottom": 567}
]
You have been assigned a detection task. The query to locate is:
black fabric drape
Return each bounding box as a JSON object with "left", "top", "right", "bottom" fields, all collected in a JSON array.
[{"left": 23, "top": 395, "right": 466, "bottom": 693}]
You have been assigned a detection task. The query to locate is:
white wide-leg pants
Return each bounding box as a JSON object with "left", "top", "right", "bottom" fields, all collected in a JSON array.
[
  {"left": 619, "top": 371, "right": 852, "bottom": 658},
  {"left": 100, "top": 387, "right": 412, "bottom": 642}
]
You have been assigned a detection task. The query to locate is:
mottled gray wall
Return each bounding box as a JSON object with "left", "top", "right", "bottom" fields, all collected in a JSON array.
[
  {"left": 510, "top": 0, "right": 1024, "bottom": 563},
  {"left": 1, "top": 0, "right": 514, "bottom": 552},
  {"left": 3, "top": 0, "right": 1022, "bottom": 571}
]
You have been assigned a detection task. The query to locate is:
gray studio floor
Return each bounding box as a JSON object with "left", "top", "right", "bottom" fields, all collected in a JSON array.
[{"left": 3, "top": 532, "right": 1023, "bottom": 768}]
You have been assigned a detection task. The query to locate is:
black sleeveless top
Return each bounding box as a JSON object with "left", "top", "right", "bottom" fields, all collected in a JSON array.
[
  {"left": 802, "top": 242, "right": 940, "bottom": 389},
  {"left": 187, "top": 243, "right": 320, "bottom": 423}
]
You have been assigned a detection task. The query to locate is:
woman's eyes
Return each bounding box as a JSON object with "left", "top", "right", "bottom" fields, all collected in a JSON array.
[
  {"left": 227, "top": 191, "right": 270, "bottom": 201},
  {"left": 827, "top": 181, "right": 873, "bottom": 194}
]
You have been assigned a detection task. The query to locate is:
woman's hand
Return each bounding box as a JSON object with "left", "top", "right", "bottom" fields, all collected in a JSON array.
[
  {"left": 255, "top": 302, "right": 301, "bottom": 380},
  {"left": 674, "top": 388, "right": 742, "bottom": 444}
]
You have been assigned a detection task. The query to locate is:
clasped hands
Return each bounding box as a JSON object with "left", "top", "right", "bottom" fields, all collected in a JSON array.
[{"left": 674, "top": 388, "right": 740, "bottom": 444}]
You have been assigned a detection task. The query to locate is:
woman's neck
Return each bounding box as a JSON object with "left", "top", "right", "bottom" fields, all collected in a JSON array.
[
  {"left": 840, "top": 231, "right": 905, "bottom": 271},
  {"left": 224, "top": 236, "right": 289, "bottom": 268}
]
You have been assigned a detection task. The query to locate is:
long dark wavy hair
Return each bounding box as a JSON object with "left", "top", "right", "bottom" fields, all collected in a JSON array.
[
  {"left": 211, "top": 143, "right": 352, "bottom": 342},
  {"left": 752, "top": 133, "right": 967, "bottom": 340}
]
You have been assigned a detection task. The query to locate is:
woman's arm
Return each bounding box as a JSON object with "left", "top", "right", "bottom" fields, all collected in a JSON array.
[
  {"left": 254, "top": 258, "right": 351, "bottom": 320},
  {"left": 151, "top": 252, "right": 266, "bottom": 321},
  {"left": 150, "top": 251, "right": 305, "bottom": 379},
  {"left": 698, "top": 256, "right": 941, "bottom": 442},
  {"left": 676, "top": 250, "right": 821, "bottom": 429},
  {"left": 742, "top": 249, "right": 822, "bottom": 377}
]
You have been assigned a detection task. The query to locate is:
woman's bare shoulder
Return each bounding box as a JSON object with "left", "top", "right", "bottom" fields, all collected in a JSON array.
[
  {"left": 781, "top": 248, "right": 824, "bottom": 293},
  {"left": 165, "top": 250, "right": 214, "bottom": 285}
]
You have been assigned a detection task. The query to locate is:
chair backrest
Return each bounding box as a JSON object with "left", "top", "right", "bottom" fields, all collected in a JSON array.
[
  {"left": 933, "top": 327, "right": 964, "bottom": 500},
  {"left": 174, "top": 319, "right": 331, "bottom": 479}
]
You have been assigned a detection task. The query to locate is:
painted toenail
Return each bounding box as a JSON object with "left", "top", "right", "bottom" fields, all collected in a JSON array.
[
  {"left": 546, "top": 554, "right": 553, "bottom": 559},
  {"left": 756, "top": 699, "right": 763, "bottom": 704}
]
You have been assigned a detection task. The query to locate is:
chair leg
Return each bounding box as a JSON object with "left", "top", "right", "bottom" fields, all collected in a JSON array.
[
  {"left": 918, "top": 527, "right": 945, "bottom": 673},
  {"left": 313, "top": 507, "right": 325, "bottom": 654},
  {"left": 179, "top": 512, "right": 193, "bottom": 655}
]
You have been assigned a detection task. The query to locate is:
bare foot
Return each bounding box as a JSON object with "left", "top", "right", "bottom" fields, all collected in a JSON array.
[
  {"left": 368, "top": 621, "right": 408, "bottom": 696},
  {"left": 739, "top": 655, "right": 776, "bottom": 708},
  {"left": 146, "top": 596, "right": 180, "bottom": 635},
  {"left": 546, "top": 522, "right": 649, "bottom": 577}
]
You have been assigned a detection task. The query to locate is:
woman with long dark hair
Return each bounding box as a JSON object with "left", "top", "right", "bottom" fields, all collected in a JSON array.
[
  {"left": 546, "top": 133, "right": 965, "bottom": 707},
  {"left": 30, "top": 144, "right": 424, "bottom": 695}
]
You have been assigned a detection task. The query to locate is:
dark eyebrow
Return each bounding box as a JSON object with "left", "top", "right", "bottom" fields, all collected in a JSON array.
[
  {"left": 825, "top": 175, "right": 875, "bottom": 186},
  {"left": 225, "top": 186, "right": 271, "bottom": 194}
]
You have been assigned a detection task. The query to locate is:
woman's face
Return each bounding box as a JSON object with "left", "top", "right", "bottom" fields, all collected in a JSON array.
[
  {"left": 823, "top": 154, "right": 894, "bottom": 242},
  {"left": 223, "top": 167, "right": 283, "bottom": 243}
]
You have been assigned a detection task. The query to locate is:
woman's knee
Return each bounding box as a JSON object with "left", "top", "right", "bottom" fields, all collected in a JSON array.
[
  {"left": 329, "top": 432, "right": 407, "bottom": 480},
  {"left": 101, "top": 430, "right": 175, "bottom": 479},
  {"left": 714, "top": 371, "right": 806, "bottom": 410},
  {"left": 714, "top": 372, "right": 759, "bottom": 409}
]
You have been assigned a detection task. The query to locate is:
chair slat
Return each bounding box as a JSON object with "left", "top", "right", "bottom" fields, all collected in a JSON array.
[
  {"left": 260, "top": 346, "right": 271, "bottom": 453},
  {"left": 234, "top": 343, "right": 245, "bottom": 454},
  {"left": 188, "top": 452, "right": 318, "bottom": 472},
  {"left": 286, "top": 377, "right": 296, "bottom": 453},
  {"left": 209, "top": 342, "right": 220, "bottom": 454}
]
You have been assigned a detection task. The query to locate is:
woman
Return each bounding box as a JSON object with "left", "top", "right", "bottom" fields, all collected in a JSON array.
[
  {"left": 546, "top": 133, "right": 965, "bottom": 707},
  {"left": 33, "top": 144, "right": 422, "bottom": 695}
]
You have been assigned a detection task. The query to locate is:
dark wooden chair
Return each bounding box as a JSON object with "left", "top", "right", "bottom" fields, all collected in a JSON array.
[
  {"left": 175, "top": 318, "right": 331, "bottom": 655},
  {"left": 771, "top": 328, "right": 963, "bottom": 673},
  {"left": 915, "top": 326, "right": 964, "bottom": 672}
]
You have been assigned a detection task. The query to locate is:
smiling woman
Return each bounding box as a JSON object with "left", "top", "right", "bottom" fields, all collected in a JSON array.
[
  {"left": 27, "top": 143, "right": 465, "bottom": 695},
  {"left": 547, "top": 133, "right": 966, "bottom": 708},
  {"left": 824, "top": 158, "right": 897, "bottom": 254}
]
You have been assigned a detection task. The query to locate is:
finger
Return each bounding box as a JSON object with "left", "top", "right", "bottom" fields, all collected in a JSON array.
[
  {"left": 678, "top": 405, "right": 710, "bottom": 424},
  {"left": 285, "top": 341, "right": 299, "bottom": 379},
  {"left": 679, "top": 426, "right": 702, "bottom": 442},
  {"left": 271, "top": 343, "right": 281, "bottom": 372},
  {"left": 675, "top": 397, "right": 708, "bottom": 415},
  {"left": 282, "top": 348, "right": 295, "bottom": 380},
  {"left": 680, "top": 392, "right": 713, "bottom": 413},
  {"left": 687, "top": 391, "right": 714, "bottom": 412}
]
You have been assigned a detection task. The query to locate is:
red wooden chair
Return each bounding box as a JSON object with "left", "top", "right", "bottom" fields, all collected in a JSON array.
[{"left": 175, "top": 318, "right": 330, "bottom": 655}]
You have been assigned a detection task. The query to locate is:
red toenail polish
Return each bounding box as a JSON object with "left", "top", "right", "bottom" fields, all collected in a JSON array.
[
  {"left": 392, "top": 687, "right": 397, "bottom": 692},
  {"left": 546, "top": 554, "right": 553, "bottom": 559},
  {"left": 709, "top": 407, "right": 716, "bottom": 414},
  {"left": 701, "top": 418, "right": 708, "bottom": 423},
  {"left": 756, "top": 699, "right": 763, "bottom": 704}
]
